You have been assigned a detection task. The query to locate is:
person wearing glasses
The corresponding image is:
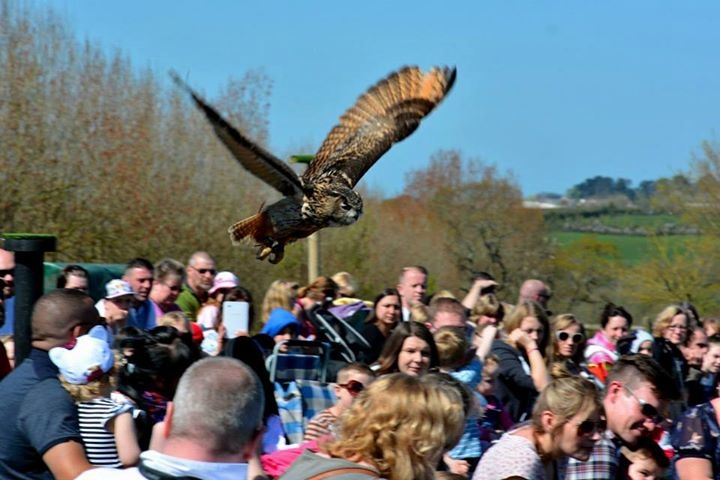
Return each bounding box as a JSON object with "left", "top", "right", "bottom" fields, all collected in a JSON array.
[
  {"left": 651, "top": 304, "right": 692, "bottom": 415},
  {"left": 518, "top": 278, "right": 552, "bottom": 313},
  {"left": 0, "top": 248, "right": 15, "bottom": 335},
  {"left": 549, "top": 314, "right": 603, "bottom": 387},
  {"left": 473, "top": 374, "right": 604, "bottom": 480},
  {"left": 303, "top": 362, "right": 375, "bottom": 442},
  {"left": 176, "top": 250, "right": 217, "bottom": 321},
  {"left": 564, "top": 354, "right": 678, "bottom": 480}
]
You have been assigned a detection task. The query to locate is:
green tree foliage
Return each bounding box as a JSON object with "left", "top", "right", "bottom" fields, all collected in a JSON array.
[
  {"left": 549, "top": 235, "right": 622, "bottom": 317},
  {"left": 402, "top": 150, "right": 551, "bottom": 300},
  {"left": 8, "top": 0, "right": 720, "bottom": 324}
]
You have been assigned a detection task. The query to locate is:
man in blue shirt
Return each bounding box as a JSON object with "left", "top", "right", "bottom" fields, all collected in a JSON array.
[
  {"left": 122, "top": 257, "right": 156, "bottom": 330},
  {"left": 0, "top": 288, "right": 99, "bottom": 479}
]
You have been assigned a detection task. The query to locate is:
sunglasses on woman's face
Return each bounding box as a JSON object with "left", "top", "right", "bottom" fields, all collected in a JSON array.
[
  {"left": 337, "top": 380, "right": 365, "bottom": 397},
  {"left": 556, "top": 331, "right": 584, "bottom": 343},
  {"left": 575, "top": 417, "right": 606, "bottom": 436}
]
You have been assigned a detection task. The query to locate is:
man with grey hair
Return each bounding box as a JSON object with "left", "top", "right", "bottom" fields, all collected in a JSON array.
[
  {"left": 177, "top": 251, "right": 217, "bottom": 321},
  {"left": 76, "top": 356, "right": 265, "bottom": 479}
]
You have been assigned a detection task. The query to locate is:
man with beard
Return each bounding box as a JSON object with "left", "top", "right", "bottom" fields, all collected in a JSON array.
[
  {"left": 0, "top": 248, "right": 15, "bottom": 335},
  {"left": 564, "top": 354, "right": 678, "bottom": 479},
  {"left": 122, "top": 258, "right": 156, "bottom": 330},
  {"left": 176, "top": 251, "right": 216, "bottom": 321}
]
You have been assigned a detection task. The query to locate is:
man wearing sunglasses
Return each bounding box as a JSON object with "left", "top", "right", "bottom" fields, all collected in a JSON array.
[
  {"left": 177, "top": 251, "right": 217, "bottom": 321},
  {"left": 564, "top": 354, "right": 678, "bottom": 480},
  {"left": 0, "top": 248, "right": 15, "bottom": 335}
]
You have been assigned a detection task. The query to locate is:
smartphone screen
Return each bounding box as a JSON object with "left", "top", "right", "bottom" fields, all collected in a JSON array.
[{"left": 222, "top": 301, "right": 250, "bottom": 338}]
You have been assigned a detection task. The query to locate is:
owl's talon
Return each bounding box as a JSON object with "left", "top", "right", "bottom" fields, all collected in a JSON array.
[{"left": 256, "top": 246, "right": 272, "bottom": 260}]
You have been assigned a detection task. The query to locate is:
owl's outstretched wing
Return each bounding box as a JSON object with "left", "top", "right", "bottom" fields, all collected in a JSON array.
[
  {"left": 302, "top": 66, "right": 456, "bottom": 188},
  {"left": 171, "top": 72, "right": 303, "bottom": 197}
]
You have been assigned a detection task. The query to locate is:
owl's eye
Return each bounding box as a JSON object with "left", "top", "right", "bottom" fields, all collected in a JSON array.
[{"left": 340, "top": 201, "right": 352, "bottom": 211}]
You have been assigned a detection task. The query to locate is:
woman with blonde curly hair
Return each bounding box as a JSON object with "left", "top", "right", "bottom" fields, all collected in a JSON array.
[
  {"left": 280, "top": 372, "right": 465, "bottom": 480},
  {"left": 652, "top": 304, "right": 691, "bottom": 411},
  {"left": 260, "top": 279, "right": 298, "bottom": 325},
  {"left": 295, "top": 276, "right": 339, "bottom": 338},
  {"left": 474, "top": 375, "right": 603, "bottom": 480}
]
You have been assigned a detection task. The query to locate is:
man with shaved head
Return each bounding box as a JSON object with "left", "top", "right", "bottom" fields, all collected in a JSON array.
[
  {"left": 76, "top": 356, "right": 265, "bottom": 479},
  {"left": 518, "top": 278, "right": 552, "bottom": 312},
  {"left": 177, "top": 251, "right": 217, "bottom": 321},
  {"left": 0, "top": 289, "right": 100, "bottom": 479}
]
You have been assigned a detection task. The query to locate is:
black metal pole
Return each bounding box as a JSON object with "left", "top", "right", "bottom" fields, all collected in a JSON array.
[{"left": 2, "top": 234, "right": 57, "bottom": 365}]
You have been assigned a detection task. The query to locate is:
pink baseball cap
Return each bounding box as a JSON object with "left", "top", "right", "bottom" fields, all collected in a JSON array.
[{"left": 209, "top": 271, "right": 239, "bottom": 295}]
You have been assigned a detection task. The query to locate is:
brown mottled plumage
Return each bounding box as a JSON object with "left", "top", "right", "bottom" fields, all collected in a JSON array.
[{"left": 172, "top": 66, "right": 456, "bottom": 263}]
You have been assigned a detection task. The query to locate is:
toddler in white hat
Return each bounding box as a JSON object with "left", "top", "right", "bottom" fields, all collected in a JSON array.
[{"left": 50, "top": 326, "right": 140, "bottom": 468}]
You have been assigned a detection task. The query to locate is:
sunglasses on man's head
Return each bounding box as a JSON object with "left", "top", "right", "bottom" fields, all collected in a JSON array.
[
  {"left": 624, "top": 385, "right": 664, "bottom": 425},
  {"left": 0, "top": 268, "right": 14, "bottom": 277},
  {"left": 337, "top": 380, "right": 365, "bottom": 397},
  {"left": 556, "top": 331, "right": 584, "bottom": 343}
]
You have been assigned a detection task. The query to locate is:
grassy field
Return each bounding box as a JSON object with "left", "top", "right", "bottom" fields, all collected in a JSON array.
[
  {"left": 548, "top": 231, "right": 697, "bottom": 265},
  {"left": 545, "top": 212, "right": 682, "bottom": 230}
]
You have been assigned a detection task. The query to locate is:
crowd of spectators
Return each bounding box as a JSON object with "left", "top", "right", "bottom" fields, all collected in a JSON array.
[{"left": 1, "top": 247, "right": 720, "bottom": 479}]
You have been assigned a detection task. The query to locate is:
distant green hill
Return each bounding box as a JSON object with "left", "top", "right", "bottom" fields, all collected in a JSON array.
[
  {"left": 544, "top": 209, "right": 698, "bottom": 264},
  {"left": 548, "top": 231, "right": 696, "bottom": 265}
]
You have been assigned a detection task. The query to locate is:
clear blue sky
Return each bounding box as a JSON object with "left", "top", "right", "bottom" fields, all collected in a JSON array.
[{"left": 53, "top": 1, "right": 720, "bottom": 197}]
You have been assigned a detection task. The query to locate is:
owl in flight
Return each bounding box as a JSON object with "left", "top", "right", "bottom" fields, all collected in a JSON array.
[{"left": 172, "top": 65, "right": 456, "bottom": 263}]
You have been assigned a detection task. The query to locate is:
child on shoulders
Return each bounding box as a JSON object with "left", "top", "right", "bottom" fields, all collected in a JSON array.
[{"left": 49, "top": 325, "right": 140, "bottom": 468}]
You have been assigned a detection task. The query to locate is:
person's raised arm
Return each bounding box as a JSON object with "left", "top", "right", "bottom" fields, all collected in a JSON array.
[
  {"left": 473, "top": 324, "right": 498, "bottom": 361},
  {"left": 461, "top": 278, "right": 496, "bottom": 310},
  {"left": 509, "top": 329, "right": 550, "bottom": 392}
]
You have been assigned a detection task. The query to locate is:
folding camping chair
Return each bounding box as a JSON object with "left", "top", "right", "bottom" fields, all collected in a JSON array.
[{"left": 267, "top": 340, "right": 336, "bottom": 444}]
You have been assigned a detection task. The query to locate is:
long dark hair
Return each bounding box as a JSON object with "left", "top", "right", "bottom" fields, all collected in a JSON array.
[
  {"left": 222, "top": 336, "right": 279, "bottom": 420},
  {"left": 218, "top": 286, "right": 255, "bottom": 333},
  {"left": 364, "top": 288, "right": 401, "bottom": 325},
  {"left": 376, "top": 321, "right": 439, "bottom": 375}
]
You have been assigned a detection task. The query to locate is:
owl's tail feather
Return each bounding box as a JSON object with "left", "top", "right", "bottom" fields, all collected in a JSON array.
[{"left": 228, "top": 213, "right": 269, "bottom": 246}]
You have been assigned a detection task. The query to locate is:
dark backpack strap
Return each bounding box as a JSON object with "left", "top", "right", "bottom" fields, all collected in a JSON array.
[{"left": 307, "top": 466, "right": 380, "bottom": 479}]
